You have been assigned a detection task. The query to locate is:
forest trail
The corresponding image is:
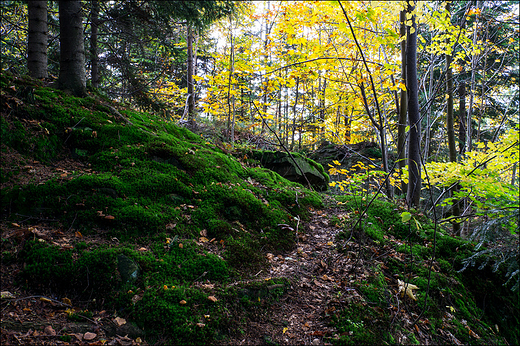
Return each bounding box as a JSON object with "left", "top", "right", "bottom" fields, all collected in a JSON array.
[{"left": 224, "top": 196, "right": 372, "bottom": 345}]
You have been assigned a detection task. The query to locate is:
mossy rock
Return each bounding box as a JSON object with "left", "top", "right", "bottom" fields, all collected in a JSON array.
[{"left": 248, "top": 150, "right": 329, "bottom": 191}]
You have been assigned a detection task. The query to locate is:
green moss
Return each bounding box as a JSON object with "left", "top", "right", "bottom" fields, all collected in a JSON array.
[{"left": 331, "top": 302, "right": 389, "bottom": 345}]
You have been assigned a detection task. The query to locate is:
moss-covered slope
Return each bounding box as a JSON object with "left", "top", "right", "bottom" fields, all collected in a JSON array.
[{"left": 0, "top": 73, "right": 321, "bottom": 344}]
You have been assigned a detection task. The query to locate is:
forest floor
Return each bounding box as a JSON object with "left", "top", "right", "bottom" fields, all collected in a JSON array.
[
  {"left": 223, "top": 199, "right": 371, "bottom": 346},
  {"left": 1, "top": 75, "right": 516, "bottom": 345},
  {"left": 0, "top": 141, "right": 427, "bottom": 345}
]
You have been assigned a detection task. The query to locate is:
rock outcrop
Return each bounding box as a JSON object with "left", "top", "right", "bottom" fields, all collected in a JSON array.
[{"left": 249, "top": 150, "right": 329, "bottom": 191}]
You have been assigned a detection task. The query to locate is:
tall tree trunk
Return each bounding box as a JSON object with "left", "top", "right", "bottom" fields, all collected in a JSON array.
[
  {"left": 344, "top": 108, "right": 352, "bottom": 144},
  {"left": 58, "top": 0, "right": 86, "bottom": 97},
  {"left": 398, "top": 9, "right": 408, "bottom": 195},
  {"left": 445, "top": 2, "right": 460, "bottom": 235},
  {"left": 261, "top": 1, "right": 271, "bottom": 135},
  {"left": 27, "top": 0, "right": 48, "bottom": 79},
  {"left": 187, "top": 25, "right": 195, "bottom": 124},
  {"left": 290, "top": 77, "right": 300, "bottom": 150},
  {"left": 226, "top": 23, "right": 234, "bottom": 143},
  {"left": 406, "top": 0, "right": 421, "bottom": 207},
  {"left": 89, "top": 0, "right": 99, "bottom": 88},
  {"left": 466, "top": 0, "right": 480, "bottom": 152},
  {"left": 458, "top": 81, "right": 466, "bottom": 154}
]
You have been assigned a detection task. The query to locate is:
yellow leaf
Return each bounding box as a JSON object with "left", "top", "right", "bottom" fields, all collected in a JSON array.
[
  {"left": 283, "top": 327, "right": 288, "bottom": 334},
  {"left": 114, "top": 317, "right": 127, "bottom": 326},
  {"left": 446, "top": 305, "right": 456, "bottom": 313},
  {"left": 398, "top": 279, "right": 419, "bottom": 300}
]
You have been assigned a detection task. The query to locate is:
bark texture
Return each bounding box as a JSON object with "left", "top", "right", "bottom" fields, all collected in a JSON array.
[
  {"left": 405, "top": 1, "right": 421, "bottom": 207},
  {"left": 27, "top": 1, "right": 48, "bottom": 79},
  {"left": 58, "top": 0, "right": 86, "bottom": 97},
  {"left": 89, "top": 0, "right": 99, "bottom": 88}
]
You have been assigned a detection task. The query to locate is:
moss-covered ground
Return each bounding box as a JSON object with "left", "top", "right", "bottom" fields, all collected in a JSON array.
[
  {"left": 1, "top": 72, "right": 518, "bottom": 345},
  {"left": 328, "top": 195, "right": 519, "bottom": 345}
]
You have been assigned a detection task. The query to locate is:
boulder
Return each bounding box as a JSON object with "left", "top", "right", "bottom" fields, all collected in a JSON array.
[
  {"left": 117, "top": 254, "right": 139, "bottom": 284},
  {"left": 250, "top": 150, "right": 329, "bottom": 191}
]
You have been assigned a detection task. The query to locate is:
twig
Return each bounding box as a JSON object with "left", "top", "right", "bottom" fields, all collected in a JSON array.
[
  {"left": 8, "top": 295, "right": 72, "bottom": 308},
  {"left": 64, "top": 117, "right": 85, "bottom": 144}
]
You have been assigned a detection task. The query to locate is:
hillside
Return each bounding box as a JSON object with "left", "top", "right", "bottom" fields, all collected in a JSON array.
[{"left": 1, "top": 73, "right": 518, "bottom": 345}]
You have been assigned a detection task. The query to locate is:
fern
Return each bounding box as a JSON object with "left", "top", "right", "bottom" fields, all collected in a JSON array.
[{"left": 459, "top": 207, "right": 519, "bottom": 291}]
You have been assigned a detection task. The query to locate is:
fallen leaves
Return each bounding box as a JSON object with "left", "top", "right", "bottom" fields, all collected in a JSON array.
[
  {"left": 114, "top": 317, "right": 127, "bottom": 326},
  {"left": 83, "top": 331, "right": 97, "bottom": 340},
  {"left": 398, "top": 279, "right": 419, "bottom": 300}
]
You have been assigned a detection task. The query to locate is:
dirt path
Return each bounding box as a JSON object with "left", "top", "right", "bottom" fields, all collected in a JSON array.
[{"left": 227, "top": 198, "right": 369, "bottom": 345}]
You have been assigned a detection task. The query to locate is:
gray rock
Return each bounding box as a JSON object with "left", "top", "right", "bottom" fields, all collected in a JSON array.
[
  {"left": 250, "top": 150, "right": 329, "bottom": 191},
  {"left": 117, "top": 254, "right": 139, "bottom": 284}
]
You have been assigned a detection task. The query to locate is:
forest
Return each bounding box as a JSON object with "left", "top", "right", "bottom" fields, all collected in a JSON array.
[{"left": 1, "top": 0, "right": 519, "bottom": 345}]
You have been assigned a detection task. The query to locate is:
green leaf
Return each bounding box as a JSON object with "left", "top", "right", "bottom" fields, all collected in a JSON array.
[{"left": 401, "top": 211, "right": 412, "bottom": 223}]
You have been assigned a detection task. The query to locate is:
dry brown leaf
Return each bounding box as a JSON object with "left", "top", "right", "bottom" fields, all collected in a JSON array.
[
  {"left": 83, "top": 332, "right": 97, "bottom": 340},
  {"left": 207, "top": 296, "right": 218, "bottom": 302},
  {"left": 179, "top": 300, "right": 187, "bottom": 305},
  {"left": 196, "top": 323, "right": 205, "bottom": 328},
  {"left": 138, "top": 247, "right": 147, "bottom": 252},
  {"left": 114, "top": 317, "right": 126, "bottom": 326},
  {"left": 62, "top": 297, "right": 72, "bottom": 305},
  {"left": 44, "top": 325, "right": 56, "bottom": 336}
]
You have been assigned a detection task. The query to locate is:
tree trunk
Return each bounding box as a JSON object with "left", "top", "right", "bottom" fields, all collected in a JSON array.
[
  {"left": 89, "top": 0, "right": 99, "bottom": 88},
  {"left": 445, "top": 2, "right": 460, "bottom": 235},
  {"left": 458, "top": 81, "right": 466, "bottom": 154},
  {"left": 187, "top": 25, "right": 195, "bottom": 124},
  {"left": 27, "top": 0, "right": 48, "bottom": 79},
  {"left": 226, "top": 24, "right": 234, "bottom": 143},
  {"left": 58, "top": 0, "right": 86, "bottom": 97},
  {"left": 398, "top": 10, "right": 408, "bottom": 195},
  {"left": 406, "top": 0, "right": 421, "bottom": 207},
  {"left": 261, "top": 1, "right": 271, "bottom": 135},
  {"left": 466, "top": 0, "right": 480, "bottom": 152}
]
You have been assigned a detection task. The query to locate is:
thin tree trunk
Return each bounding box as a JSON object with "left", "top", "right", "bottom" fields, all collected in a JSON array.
[
  {"left": 458, "top": 81, "right": 466, "bottom": 154},
  {"left": 445, "top": 2, "right": 460, "bottom": 235},
  {"left": 339, "top": 1, "right": 393, "bottom": 198},
  {"left": 398, "top": 10, "right": 408, "bottom": 195},
  {"left": 58, "top": 0, "right": 86, "bottom": 97},
  {"left": 466, "top": 0, "right": 480, "bottom": 152},
  {"left": 406, "top": 0, "right": 421, "bottom": 207},
  {"left": 290, "top": 77, "right": 300, "bottom": 150},
  {"left": 261, "top": 1, "right": 271, "bottom": 135},
  {"left": 28, "top": 0, "right": 48, "bottom": 79},
  {"left": 187, "top": 25, "right": 195, "bottom": 124},
  {"left": 89, "top": 0, "right": 99, "bottom": 88},
  {"left": 226, "top": 23, "right": 235, "bottom": 143}
]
